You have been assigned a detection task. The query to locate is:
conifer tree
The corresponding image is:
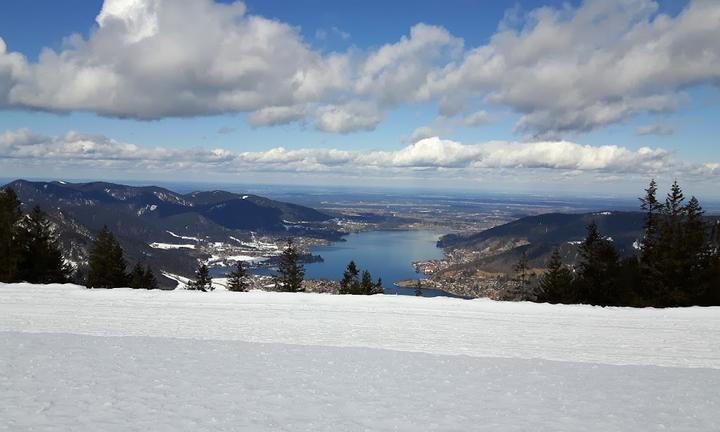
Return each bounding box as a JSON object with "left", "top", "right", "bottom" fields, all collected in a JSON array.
[
  {"left": 684, "top": 196, "right": 720, "bottom": 304},
  {"left": 142, "top": 266, "right": 158, "bottom": 290},
  {"left": 701, "top": 225, "right": 720, "bottom": 305},
  {"left": 513, "top": 251, "right": 531, "bottom": 288},
  {"left": 638, "top": 179, "right": 664, "bottom": 296},
  {"left": 129, "top": 263, "right": 158, "bottom": 289},
  {"left": 16, "top": 206, "right": 72, "bottom": 284},
  {"left": 373, "top": 277, "right": 384, "bottom": 294},
  {"left": 129, "top": 263, "right": 145, "bottom": 289},
  {"left": 665, "top": 180, "right": 686, "bottom": 222},
  {"left": 188, "top": 263, "right": 212, "bottom": 291},
  {"left": 536, "top": 248, "right": 574, "bottom": 303},
  {"left": 86, "top": 226, "right": 128, "bottom": 288},
  {"left": 655, "top": 181, "right": 690, "bottom": 303},
  {"left": 360, "top": 269, "right": 374, "bottom": 295},
  {"left": 276, "top": 238, "right": 304, "bottom": 292},
  {"left": 71, "top": 265, "right": 88, "bottom": 286},
  {"left": 683, "top": 196, "right": 705, "bottom": 253},
  {"left": 339, "top": 260, "right": 360, "bottom": 294},
  {"left": 681, "top": 196, "right": 709, "bottom": 301},
  {"left": 575, "top": 222, "right": 619, "bottom": 305},
  {"left": 660, "top": 181, "right": 686, "bottom": 268},
  {"left": 0, "top": 187, "right": 22, "bottom": 282},
  {"left": 227, "top": 261, "right": 249, "bottom": 292},
  {"left": 414, "top": 279, "right": 423, "bottom": 297}
]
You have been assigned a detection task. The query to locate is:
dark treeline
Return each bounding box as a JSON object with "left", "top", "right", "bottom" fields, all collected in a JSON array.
[
  {"left": 0, "top": 188, "right": 71, "bottom": 284},
  {"left": 268, "top": 239, "right": 386, "bottom": 294},
  {"left": 85, "top": 225, "right": 158, "bottom": 289},
  {"left": 339, "top": 260, "right": 383, "bottom": 295},
  {"left": 0, "top": 186, "right": 158, "bottom": 289},
  {"left": 535, "top": 180, "right": 720, "bottom": 307}
]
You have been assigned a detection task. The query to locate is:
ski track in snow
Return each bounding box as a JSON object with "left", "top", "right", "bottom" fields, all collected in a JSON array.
[{"left": 1, "top": 283, "right": 719, "bottom": 431}]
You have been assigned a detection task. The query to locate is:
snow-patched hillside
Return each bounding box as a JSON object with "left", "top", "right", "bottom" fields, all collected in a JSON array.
[{"left": 2, "top": 283, "right": 719, "bottom": 431}]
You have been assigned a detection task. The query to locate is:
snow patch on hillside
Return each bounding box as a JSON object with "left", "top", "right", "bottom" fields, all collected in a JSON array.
[
  {"left": 148, "top": 242, "right": 195, "bottom": 250},
  {"left": 166, "top": 230, "right": 200, "bottom": 242},
  {"left": 206, "top": 254, "right": 268, "bottom": 266},
  {"left": 136, "top": 204, "right": 157, "bottom": 215}
]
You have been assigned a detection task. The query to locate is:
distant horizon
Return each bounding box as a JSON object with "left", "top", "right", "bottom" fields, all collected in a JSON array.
[{"left": 6, "top": 175, "right": 720, "bottom": 214}]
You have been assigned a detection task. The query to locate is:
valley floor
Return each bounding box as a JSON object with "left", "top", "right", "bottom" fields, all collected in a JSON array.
[{"left": 1, "top": 284, "right": 719, "bottom": 431}]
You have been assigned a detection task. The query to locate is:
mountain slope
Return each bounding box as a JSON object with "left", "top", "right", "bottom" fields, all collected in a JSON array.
[
  {"left": 439, "top": 211, "right": 644, "bottom": 251},
  {"left": 3, "top": 179, "right": 335, "bottom": 286},
  {"left": 436, "top": 211, "right": 645, "bottom": 274}
]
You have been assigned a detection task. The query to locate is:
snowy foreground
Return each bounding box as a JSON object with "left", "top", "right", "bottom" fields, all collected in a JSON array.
[{"left": 1, "top": 284, "right": 719, "bottom": 431}]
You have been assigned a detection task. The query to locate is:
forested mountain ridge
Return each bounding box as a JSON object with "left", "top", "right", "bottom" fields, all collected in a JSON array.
[
  {"left": 437, "top": 211, "right": 647, "bottom": 272},
  {"left": 433, "top": 207, "right": 718, "bottom": 293},
  {"left": 2, "top": 179, "right": 336, "bottom": 286},
  {"left": 6, "top": 180, "right": 330, "bottom": 229}
]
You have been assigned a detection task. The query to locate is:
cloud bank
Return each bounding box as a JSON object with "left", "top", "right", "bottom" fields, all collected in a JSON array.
[
  {"left": 2, "top": 129, "right": 717, "bottom": 181},
  {"left": 0, "top": 0, "right": 718, "bottom": 136}
]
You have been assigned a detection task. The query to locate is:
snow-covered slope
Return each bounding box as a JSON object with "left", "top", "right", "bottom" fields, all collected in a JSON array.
[{"left": 2, "top": 283, "right": 719, "bottom": 431}]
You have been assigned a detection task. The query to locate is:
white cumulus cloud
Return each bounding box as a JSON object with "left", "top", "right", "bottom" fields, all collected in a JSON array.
[
  {"left": 0, "top": 0, "right": 718, "bottom": 136},
  {"left": 1, "top": 128, "right": 713, "bottom": 183}
]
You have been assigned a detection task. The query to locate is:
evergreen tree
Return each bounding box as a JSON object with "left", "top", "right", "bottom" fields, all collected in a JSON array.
[
  {"left": 71, "top": 265, "right": 88, "bottom": 286},
  {"left": 665, "top": 180, "right": 686, "bottom": 222},
  {"left": 276, "top": 238, "right": 304, "bottom": 292},
  {"left": 681, "top": 196, "right": 709, "bottom": 302},
  {"left": 339, "top": 260, "right": 360, "bottom": 294},
  {"left": 129, "top": 263, "right": 158, "bottom": 289},
  {"left": 687, "top": 197, "right": 720, "bottom": 304},
  {"left": 657, "top": 180, "right": 687, "bottom": 301},
  {"left": 188, "top": 263, "right": 212, "bottom": 291},
  {"left": 575, "top": 222, "right": 619, "bottom": 305},
  {"left": 16, "top": 206, "right": 71, "bottom": 284},
  {"left": 129, "top": 263, "right": 145, "bottom": 289},
  {"left": 414, "top": 279, "right": 423, "bottom": 297},
  {"left": 701, "top": 226, "right": 720, "bottom": 305},
  {"left": 638, "top": 179, "right": 664, "bottom": 297},
  {"left": 535, "top": 248, "right": 574, "bottom": 303},
  {"left": 683, "top": 197, "right": 706, "bottom": 254},
  {"left": 142, "top": 266, "right": 159, "bottom": 290},
  {"left": 373, "top": 277, "right": 384, "bottom": 294},
  {"left": 86, "top": 226, "right": 128, "bottom": 288},
  {"left": 360, "top": 269, "right": 374, "bottom": 295},
  {"left": 227, "top": 261, "right": 249, "bottom": 292},
  {"left": 513, "top": 251, "right": 531, "bottom": 288},
  {"left": 0, "top": 187, "right": 22, "bottom": 282}
]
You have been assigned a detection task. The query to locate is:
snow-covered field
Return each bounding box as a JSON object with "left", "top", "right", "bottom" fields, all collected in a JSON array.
[{"left": 1, "top": 283, "right": 719, "bottom": 431}]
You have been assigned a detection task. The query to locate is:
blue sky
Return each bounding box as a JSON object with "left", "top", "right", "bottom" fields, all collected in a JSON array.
[{"left": 0, "top": 0, "right": 718, "bottom": 197}]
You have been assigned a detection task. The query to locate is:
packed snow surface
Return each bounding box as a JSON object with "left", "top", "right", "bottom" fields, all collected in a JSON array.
[{"left": 1, "top": 283, "right": 719, "bottom": 431}]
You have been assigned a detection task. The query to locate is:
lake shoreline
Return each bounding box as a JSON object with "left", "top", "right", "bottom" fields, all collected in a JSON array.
[
  {"left": 235, "top": 229, "right": 454, "bottom": 297},
  {"left": 394, "top": 279, "right": 471, "bottom": 299}
]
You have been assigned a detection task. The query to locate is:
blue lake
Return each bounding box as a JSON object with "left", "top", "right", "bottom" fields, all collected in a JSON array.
[{"left": 256, "top": 230, "right": 457, "bottom": 297}]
